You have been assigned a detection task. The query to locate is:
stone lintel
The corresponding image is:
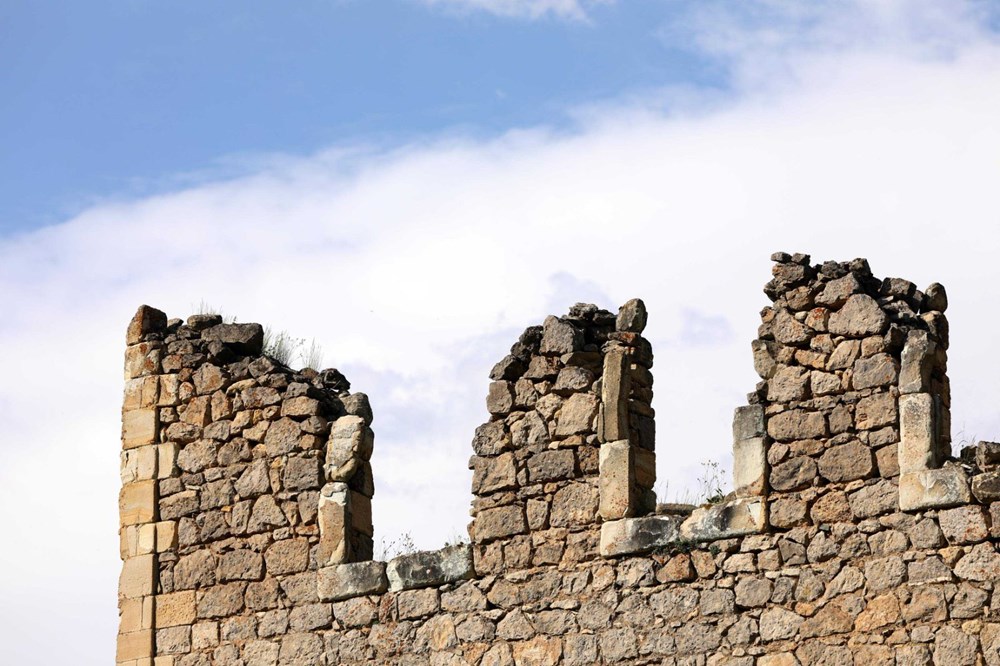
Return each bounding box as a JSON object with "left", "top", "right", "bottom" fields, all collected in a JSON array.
[
  {"left": 679, "top": 498, "right": 767, "bottom": 542},
  {"left": 318, "top": 560, "right": 389, "bottom": 601},
  {"left": 599, "top": 515, "right": 682, "bottom": 557},
  {"left": 899, "top": 467, "right": 971, "bottom": 511},
  {"left": 386, "top": 544, "right": 474, "bottom": 592}
]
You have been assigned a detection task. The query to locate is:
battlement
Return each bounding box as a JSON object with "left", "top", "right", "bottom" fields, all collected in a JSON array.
[{"left": 117, "top": 255, "right": 1000, "bottom": 666}]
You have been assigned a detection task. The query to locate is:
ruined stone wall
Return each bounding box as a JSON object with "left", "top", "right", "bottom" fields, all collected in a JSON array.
[{"left": 118, "top": 255, "right": 1000, "bottom": 666}]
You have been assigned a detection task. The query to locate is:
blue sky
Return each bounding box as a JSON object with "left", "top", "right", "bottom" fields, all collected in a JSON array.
[
  {"left": 4, "top": 2, "right": 1000, "bottom": 661},
  {"left": 1, "top": 0, "right": 723, "bottom": 232}
]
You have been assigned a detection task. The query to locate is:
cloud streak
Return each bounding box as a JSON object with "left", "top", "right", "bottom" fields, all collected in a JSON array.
[{"left": 3, "top": 2, "right": 1000, "bottom": 661}]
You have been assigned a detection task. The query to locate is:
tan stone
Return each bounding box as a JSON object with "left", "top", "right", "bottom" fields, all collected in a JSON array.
[
  {"left": 600, "top": 347, "right": 629, "bottom": 442},
  {"left": 119, "top": 554, "right": 155, "bottom": 599},
  {"left": 733, "top": 436, "right": 766, "bottom": 497},
  {"left": 119, "top": 596, "right": 154, "bottom": 633},
  {"left": 116, "top": 629, "right": 154, "bottom": 662},
  {"left": 156, "top": 591, "right": 196, "bottom": 628},
  {"left": 471, "top": 452, "right": 517, "bottom": 494},
  {"left": 939, "top": 506, "right": 990, "bottom": 545},
  {"left": 123, "top": 376, "right": 160, "bottom": 411},
  {"left": 156, "top": 521, "right": 177, "bottom": 552},
  {"left": 899, "top": 467, "right": 971, "bottom": 511},
  {"left": 555, "top": 393, "right": 599, "bottom": 437},
  {"left": 156, "top": 443, "right": 177, "bottom": 479},
  {"left": 899, "top": 392, "right": 935, "bottom": 473},
  {"left": 512, "top": 635, "right": 562, "bottom": 666},
  {"left": 122, "top": 409, "right": 158, "bottom": 449},
  {"left": 599, "top": 441, "right": 634, "bottom": 520},
  {"left": 828, "top": 294, "right": 887, "bottom": 336},
  {"left": 121, "top": 445, "right": 157, "bottom": 484},
  {"left": 119, "top": 480, "right": 157, "bottom": 526},
  {"left": 474, "top": 504, "right": 527, "bottom": 542}
]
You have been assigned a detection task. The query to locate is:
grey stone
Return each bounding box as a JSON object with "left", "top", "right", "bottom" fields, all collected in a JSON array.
[
  {"left": 599, "top": 515, "right": 682, "bottom": 557},
  {"left": 679, "top": 498, "right": 766, "bottom": 542},
  {"left": 540, "top": 316, "right": 582, "bottom": 354},
  {"left": 316, "top": 561, "right": 388, "bottom": 601},
  {"left": 900, "top": 392, "right": 936, "bottom": 473},
  {"left": 815, "top": 273, "right": 862, "bottom": 308},
  {"left": 899, "top": 467, "right": 971, "bottom": 511},
  {"left": 201, "top": 323, "right": 264, "bottom": 355},
  {"left": 828, "top": 294, "right": 888, "bottom": 336},
  {"left": 924, "top": 282, "right": 948, "bottom": 312},
  {"left": 852, "top": 353, "right": 898, "bottom": 389},
  {"left": 616, "top": 298, "right": 647, "bottom": 333},
  {"left": 386, "top": 544, "right": 473, "bottom": 592}
]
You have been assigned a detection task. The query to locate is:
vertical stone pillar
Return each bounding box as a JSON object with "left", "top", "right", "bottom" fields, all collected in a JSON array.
[
  {"left": 732, "top": 405, "right": 767, "bottom": 497},
  {"left": 118, "top": 306, "right": 166, "bottom": 666},
  {"left": 598, "top": 299, "right": 656, "bottom": 520},
  {"left": 319, "top": 414, "right": 375, "bottom": 564}
]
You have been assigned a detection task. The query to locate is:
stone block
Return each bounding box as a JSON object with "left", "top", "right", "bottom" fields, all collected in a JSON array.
[
  {"left": 899, "top": 467, "right": 971, "bottom": 511},
  {"left": 119, "top": 554, "right": 156, "bottom": 599},
  {"left": 599, "top": 441, "right": 634, "bottom": 520},
  {"left": 555, "top": 393, "right": 599, "bottom": 437},
  {"left": 121, "top": 445, "right": 157, "bottom": 484},
  {"left": 317, "top": 483, "right": 349, "bottom": 566},
  {"left": 855, "top": 392, "right": 897, "bottom": 431},
  {"left": 616, "top": 298, "right": 647, "bottom": 333},
  {"left": 732, "top": 405, "right": 765, "bottom": 441},
  {"left": 528, "top": 449, "right": 575, "bottom": 484},
  {"left": 386, "top": 544, "right": 474, "bottom": 592},
  {"left": 123, "top": 376, "right": 160, "bottom": 411},
  {"left": 156, "top": 443, "right": 177, "bottom": 479},
  {"left": 119, "top": 596, "right": 154, "bottom": 633},
  {"left": 350, "top": 490, "right": 373, "bottom": 537},
  {"left": 599, "top": 515, "right": 682, "bottom": 557},
  {"left": 156, "top": 521, "right": 176, "bottom": 552},
  {"left": 733, "top": 436, "right": 766, "bottom": 497},
  {"left": 317, "top": 561, "right": 388, "bottom": 601},
  {"left": 767, "top": 409, "right": 826, "bottom": 441},
  {"left": 600, "top": 348, "right": 629, "bottom": 442},
  {"left": 852, "top": 353, "right": 898, "bottom": 389},
  {"left": 540, "top": 315, "right": 582, "bottom": 354},
  {"left": 156, "top": 591, "right": 196, "bottom": 628},
  {"left": 126, "top": 305, "right": 167, "bottom": 345},
  {"left": 634, "top": 446, "right": 656, "bottom": 490},
  {"left": 900, "top": 330, "right": 934, "bottom": 394},
  {"left": 473, "top": 504, "right": 527, "bottom": 542},
  {"left": 119, "top": 480, "right": 157, "bottom": 526},
  {"left": 973, "top": 471, "right": 1000, "bottom": 503},
  {"left": 471, "top": 452, "right": 517, "bottom": 494},
  {"left": 938, "top": 505, "right": 989, "bottom": 544},
  {"left": 200, "top": 322, "right": 264, "bottom": 354},
  {"left": 486, "top": 381, "right": 515, "bottom": 416},
  {"left": 116, "top": 629, "right": 154, "bottom": 662},
  {"left": 828, "top": 294, "right": 888, "bottom": 336},
  {"left": 122, "top": 409, "right": 158, "bottom": 450},
  {"left": 899, "top": 393, "right": 936, "bottom": 473},
  {"left": 679, "top": 498, "right": 766, "bottom": 542},
  {"left": 976, "top": 441, "right": 1000, "bottom": 471}
]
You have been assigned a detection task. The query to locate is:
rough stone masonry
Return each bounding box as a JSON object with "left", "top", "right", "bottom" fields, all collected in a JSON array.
[{"left": 118, "top": 254, "right": 1000, "bottom": 666}]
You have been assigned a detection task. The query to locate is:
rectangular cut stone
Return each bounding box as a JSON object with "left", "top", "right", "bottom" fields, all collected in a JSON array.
[
  {"left": 679, "top": 498, "right": 767, "bottom": 542},
  {"left": 386, "top": 544, "right": 474, "bottom": 592},
  {"left": 157, "top": 374, "right": 180, "bottom": 407},
  {"left": 137, "top": 523, "right": 156, "bottom": 556},
  {"left": 733, "top": 436, "right": 767, "bottom": 497},
  {"left": 599, "top": 515, "right": 682, "bottom": 557},
  {"left": 600, "top": 348, "right": 629, "bottom": 442},
  {"left": 473, "top": 504, "right": 527, "bottom": 542},
  {"left": 899, "top": 393, "right": 935, "bottom": 473},
  {"left": 157, "top": 443, "right": 177, "bottom": 479},
  {"left": 123, "top": 376, "right": 160, "bottom": 411},
  {"left": 599, "top": 441, "right": 635, "bottom": 520},
  {"left": 733, "top": 405, "right": 765, "bottom": 441},
  {"left": 117, "top": 629, "right": 154, "bottom": 662},
  {"left": 899, "top": 330, "right": 934, "bottom": 394},
  {"left": 156, "top": 591, "right": 196, "bottom": 628},
  {"left": 634, "top": 447, "right": 656, "bottom": 491},
  {"left": 317, "top": 561, "right": 388, "bottom": 601},
  {"left": 119, "top": 597, "right": 153, "bottom": 633},
  {"left": 123, "top": 409, "right": 158, "bottom": 449},
  {"left": 317, "top": 482, "right": 349, "bottom": 566},
  {"left": 120, "top": 480, "right": 157, "bottom": 526},
  {"left": 899, "top": 467, "right": 971, "bottom": 511},
  {"left": 156, "top": 521, "right": 177, "bottom": 552},
  {"left": 119, "top": 554, "right": 156, "bottom": 599},
  {"left": 121, "top": 446, "right": 157, "bottom": 484}
]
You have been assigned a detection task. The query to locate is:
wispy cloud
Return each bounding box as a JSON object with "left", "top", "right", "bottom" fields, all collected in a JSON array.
[{"left": 418, "top": 0, "right": 609, "bottom": 21}]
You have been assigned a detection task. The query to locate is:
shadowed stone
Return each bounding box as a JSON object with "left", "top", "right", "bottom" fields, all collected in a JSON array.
[{"left": 386, "top": 544, "right": 473, "bottom": 592}]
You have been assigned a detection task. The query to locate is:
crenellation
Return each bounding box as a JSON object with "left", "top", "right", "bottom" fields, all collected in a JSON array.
[{"left": 118, "top": 255, "right": 1000, "bottom": 665}]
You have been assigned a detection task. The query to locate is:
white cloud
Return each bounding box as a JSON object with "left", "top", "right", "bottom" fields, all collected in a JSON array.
[{"left": 4, "top": 1, "right": 1000, "bottom": 661}]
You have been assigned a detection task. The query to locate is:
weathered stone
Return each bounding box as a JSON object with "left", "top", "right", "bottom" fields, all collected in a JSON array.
[
  {"left": 770, "top": 456, "right": 817, "bottom": 491},
  {"left": 733, "top": 436, "right": 766, "bottom": 497},
  {"left": 540, "top": 316, "right": 582, "bottom": 354},
  {"left": 828, "top": 294, "right": 888, "bottom": 336},
  {"left": 386, "top": 544, "right": 473, "bottom": 592},
  {"left": 600, "top": 347, "right": 629, "bottom": 442},
  {"left": 487, "top": 381, "right": 515, "bottom": 416},
  {"left": 201, "top": 323, "right": 264, "bottom": 355},
  {"left": 316, "top": 561, "right": 387, "bottom": 601},
  {"left": 550, "top": 481, "right": 598, "bottom": 527},
  {"left": 899, "top": 467, "right": 971, "bottom": 511},
  {"left": 528, "top": 449, "right": 575, "bottom": 484},
  {"left": 759, "top": 607, "right": 804, "bottom": 641},
  {"left": 848, "top": 479, "right": 898, "bottom": 518},
  {"left": 555, "top": 393, "right": 599, "bottom": 437},
  {"left": 767, "top": 409, "right": 826, "bottom": 441},
  {"left": 938, "top": 505, "right": 989, "bottom": 544},
  {"left": 954, "top": 542, "right": 1000, "bottom": 581},
  {"left": 598, "top": 441, "right": 634, "bottom": 520},
  {"left": 925, "top": 282, "right": 948, "bottom": 312},
  {"left": 127, "top": 305, "right": 168, "bottom": 344},
  {"left": 767, "top": 365, "right": 809, "bottom": 402},
  {"left": 123, "top": 409, "right": 158, "bottom": 449},
  {"left": 599, "top": 515, "right": 682, "bottom": 557},
  {"left": 818, "top": 441, "right": 874, "bottom": 482},
  {"left": 856, "top": 392, "right": 897, "bottom": 430},
  {"left": 473, "top": 504, "right": 527, "bottom": 542},
  {"left": 156, "top": 590, "right": 197, "bottom": 628},
  {"left": 972, "top": 471, "right": 1000, "bottom": 502},
  {"left": 472, "top": 452, "right": 517, "bottom": 493},
  {"left": 616, "top": 298, "right": 647, "bottom": 333},
  {"left": 680, "top": 498, "right": 766, "bottom": 542},
  {"left": 853, "top": 353, "right": 898, "bottom": 389},
  {"left": 120, "top": 480, "right": 157, "bottom": 526}
]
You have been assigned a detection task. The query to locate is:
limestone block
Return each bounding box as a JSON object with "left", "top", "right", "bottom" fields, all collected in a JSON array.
[
  {"left": 122, "top": 409, "right": 158, "bottom": 450},
  {"left": 119, "top": 480, "right": 157, "bottom": 526},
  {"left": 317, "top": 561, "right": 388, "bottom": 601},
  {"left": 899, "top": 393, "right": 936, "bottom": 474},
  {"left": 156, "top": 521, "right": 177, "bottom": 552},
  {"left": 124, "top": 342, "right": 161, "bottom": 380},
  {"left": 554, "top": 393, "right": 599, "bottom": 437},
  {"left": 119, "top": 596, "right": 154, "bottom": 633},
  {"left": 855, "top": 392, "right": 897, "bottom": 431},
  {"left": 119, "top": 554, "right": 156, "bottom": 599},
  {"left": 137, "top": 523, "right": 156, "bottom": 556},
  {"left": 116, "top": 629, "right": 154, "bottom": 662},
  {"left": 679, "top": 498, "right": 766, "bottom": 542},
  {"left": 121, "top": 445, "right": 157, "bottom": 484},
  {"left": 733, "top": 436, "right": 767, "bottom": 497},
  {"left": 156, "top": 443, "right": 177, "bottom": 479},
  {"left": 599, "top": 515, "right": 682, "bottom": 557},
  {"left": 899, "top": 467, "right": 971, "bottom": 511},
  {"left": 156, "top": 591, "right": 196, "bottom": 628},
  {"left": 900, "top": 330, "right": 935, "bottom": 394},
  {"left": 157, "top": 374, "right": 180, "bottom": 407},
  {"left": 732, "top": 405, "right": 765, "bottom": 441},
  {"left": 123, "top": 376, "right": 160, "bottom": 411},
  {"left": 600, "top": 348, "right": 629, "bottom": 442},
  {"left": 386, "top": 544, "right": 474, "bottom": 592},
  {"left": 599, "top": 441, "right": 635, "bottom": 520},
  {"left": 317, "top": 483, "right": 349, "bottom": 565}
]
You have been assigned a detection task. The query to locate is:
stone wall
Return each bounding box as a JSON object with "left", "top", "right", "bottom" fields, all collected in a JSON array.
[{"left": 118, "top": 255, "right": 1000, "bottom": 666}]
